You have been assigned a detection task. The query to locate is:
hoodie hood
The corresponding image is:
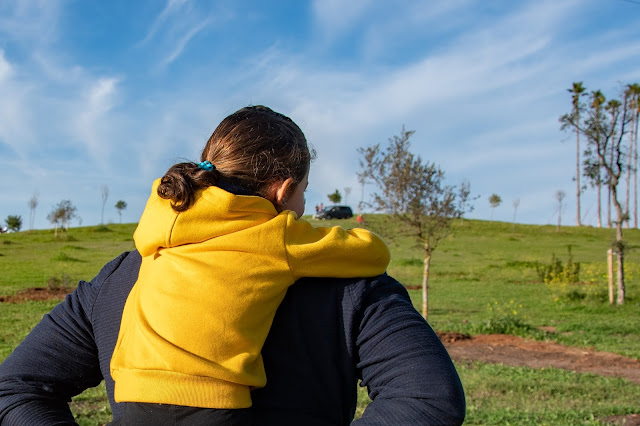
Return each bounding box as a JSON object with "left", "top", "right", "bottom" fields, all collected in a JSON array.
[{"left": 134, "top": 179, "right": 279, "bottom": 257}]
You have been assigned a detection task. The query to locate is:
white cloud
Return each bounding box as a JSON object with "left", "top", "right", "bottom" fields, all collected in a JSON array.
[{"left": 312, "top": 0, "right": 373, "bottom": 42}]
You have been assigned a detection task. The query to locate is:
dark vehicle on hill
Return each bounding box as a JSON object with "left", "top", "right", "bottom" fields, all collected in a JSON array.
[{"left": 314, "top": 205, "right": 353, "bottom": 220}]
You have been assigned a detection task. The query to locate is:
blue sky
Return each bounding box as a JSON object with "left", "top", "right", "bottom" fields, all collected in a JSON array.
[{"left": 1, "top": 0, "right": 639, "bottom": 230}]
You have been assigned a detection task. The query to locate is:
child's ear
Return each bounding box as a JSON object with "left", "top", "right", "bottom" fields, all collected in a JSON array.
[{"left": 270, "top": 178, "right": 295, "bottom": 212}]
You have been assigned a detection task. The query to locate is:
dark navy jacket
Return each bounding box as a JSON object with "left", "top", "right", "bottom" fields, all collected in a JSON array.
[{"left": 0, "top": 251, "right": 465, "bottom": 425}]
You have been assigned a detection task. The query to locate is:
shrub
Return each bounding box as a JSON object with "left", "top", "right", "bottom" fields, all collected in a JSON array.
[
  {"left": 536, "top": 245, "right": 580, "bottom": 284},
  {"left": 471, "top": 300, "right": 545, "bottom": 339}
]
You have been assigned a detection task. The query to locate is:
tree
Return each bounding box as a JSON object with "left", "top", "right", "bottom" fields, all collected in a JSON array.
[
  {"left": 583, "top": 88, "right": 633, "bottom": 305},
  {"left": 101, "top": 185, "right": 109, "bottom": 225},
  {"left": 47, "top": 200, "right": 78, "bottom": 238},
  {"left": 358, "top": 127, "right": 467, "bottom": 318},
  {"left": 457, "top": 179, "right": 476, "bottom": 225},
  {"left": 115, "top": 200, "right": 127, "bottom": 224},
  {"left": 512, "top": 198, "right": 520, "bottom": 233},
  {"left": 563, "top": 82, "right": 587, "bottom": 226},
  {"left": 488, "top": 194, "right": 502, "bottom": 220},
  {"left": 28, "top": 191, "right": 38, "bottom": 230},
  {"left": 582, "top": 90, "right": 606, "bottom": 228},
  {"left": 343, "top": 187, "right": 352, "bottom": 206},
  {"left": 327, "top": 189, "right": 342, "bottom": 204},
  {"left": 555, "top": 190, "right": 566, "bottom": 230},
  {"left": 5, "top": 215, "right": 22, "bottom": 232},
  {"left": 626, "top": 83, "right": 640, "bottom": 228}
]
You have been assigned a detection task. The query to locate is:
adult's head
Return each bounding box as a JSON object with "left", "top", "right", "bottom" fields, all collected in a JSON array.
[{"left": 158, "top": 105, "right": 314, "bottom": 214}]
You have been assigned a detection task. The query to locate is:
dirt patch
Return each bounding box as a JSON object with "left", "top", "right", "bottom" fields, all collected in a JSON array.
[
  {"left": 0, "top": 286, "right": 72, "bottom": 303},
  {"left": 438, "top": 332, "right": 640, "bottom": 384},
  {"left": 437, "top": 332, "right": 640, "bottom": 424}
]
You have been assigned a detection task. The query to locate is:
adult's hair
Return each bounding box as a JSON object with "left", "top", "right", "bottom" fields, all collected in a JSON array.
[{"left": 158, "top": 105, "right": 314, "bottom": 212}]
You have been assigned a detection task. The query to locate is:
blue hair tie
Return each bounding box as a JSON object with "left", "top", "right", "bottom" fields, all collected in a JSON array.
[{"left": 198, "top": 161, "right": 215, "bottom": 171}]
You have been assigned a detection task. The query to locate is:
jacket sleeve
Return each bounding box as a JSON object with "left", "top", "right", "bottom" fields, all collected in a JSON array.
[
  {"left": 0, "top": 252, "right": 131, "bottom": 426},
  {"left": 349, "top": 275, "right": 466, "bottom": 425},
  {"left": 284, "top": 215, "right": 390, "bottom": 280}
]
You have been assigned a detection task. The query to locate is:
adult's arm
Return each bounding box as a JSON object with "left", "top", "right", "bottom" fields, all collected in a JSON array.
[
  {"left": 0, "top": 252, "right": 132, "bottom": 425},
  {"left": 349, "top": 275, "right": 466, "bottom": 425}
]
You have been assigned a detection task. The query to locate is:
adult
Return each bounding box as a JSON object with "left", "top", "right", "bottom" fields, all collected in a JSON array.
[{"left": 0, "top": 250, "right": 465, "bottom": 424}]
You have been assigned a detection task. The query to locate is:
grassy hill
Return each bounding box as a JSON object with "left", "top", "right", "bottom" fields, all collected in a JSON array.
[{"left": 1, "top": 218, "right": 639, "bottom": 424}]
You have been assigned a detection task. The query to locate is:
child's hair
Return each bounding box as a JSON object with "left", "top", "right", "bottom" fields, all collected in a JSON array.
[{"left": 158, "top": 105, "right": 315, "bottom": 212}]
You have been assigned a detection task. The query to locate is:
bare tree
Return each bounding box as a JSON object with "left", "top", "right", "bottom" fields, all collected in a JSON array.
[
  {"left": 457, "top": 179, "right": 476, "bottom": 225},
  {"left": 555, "top": 190, "right": 566, "bottom": 230},
  {"left": 101, "top": 185, "right": 109, "bottom": 225},
  {"left": 28, "top": 191, "right": 39, "bottom": 230},
  {"left": 512, "top": 198, "right": 520, "bottom": 232},
  {"left": 359, "top": 127, "right": 466, "bottom": 318},
  {"left": 343, "top": 187, "right": 352, "bottom": 206}
]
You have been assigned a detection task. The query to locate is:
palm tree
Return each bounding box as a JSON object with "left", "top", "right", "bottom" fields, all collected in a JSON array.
[
  {"left": 569, "top": 82, "right": 586, "bottom": 226},
  {"left": 588, "top": 90, "right": 606, "bottom": 228},
  {"left": 628, "top": 83, "right": 640, "bottom": 228}
]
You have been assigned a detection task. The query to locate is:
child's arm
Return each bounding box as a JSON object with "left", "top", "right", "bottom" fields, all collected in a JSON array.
[{"left": 284, "top": 214, "right": 390, "bottom": 280}]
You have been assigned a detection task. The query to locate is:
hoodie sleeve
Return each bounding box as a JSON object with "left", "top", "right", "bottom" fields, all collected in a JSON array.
[{"left": 283, "top": 214, "right": 390, "bottom": 281}]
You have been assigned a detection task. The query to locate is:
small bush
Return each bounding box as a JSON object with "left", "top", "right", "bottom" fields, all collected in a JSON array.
[
  {"left": 471, "top": 300, "right": 546, "bottom": 339},
  {"left": 396, "top": 258, "right": 423, "bottom": 267},
  {"left": 94, "top": 225, "right": 112, "bottom": 233},
  {"left": 536, "top": 245, "right": 580, "bottom": 284},
  {"left": 47, "top": 274, "right": 73, "bottom": 290},
  {"left": 51, "top": 252, "right": 82, "bottom": 262}
]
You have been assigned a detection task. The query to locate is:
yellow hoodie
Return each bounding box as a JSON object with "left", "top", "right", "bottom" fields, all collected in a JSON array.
[{"left": 110, "top": 179, "right": 390, "bottom": 409}]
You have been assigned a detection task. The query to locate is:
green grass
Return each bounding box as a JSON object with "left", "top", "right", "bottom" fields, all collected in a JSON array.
[{"left": 1, "top": 218, "right": 640, "bottom": 423}]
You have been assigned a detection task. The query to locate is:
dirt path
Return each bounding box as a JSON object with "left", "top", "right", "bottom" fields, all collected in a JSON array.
[
  {"left": 437, "top": 332, "right": 640, "bottom": 425},
  {"left": 438, "top": 332, "right": 640, "bottom": 385}
]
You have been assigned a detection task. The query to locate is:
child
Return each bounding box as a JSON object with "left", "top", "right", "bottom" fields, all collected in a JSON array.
[{"left": 110, "top": 106, "right": 390, "bottom": 424}]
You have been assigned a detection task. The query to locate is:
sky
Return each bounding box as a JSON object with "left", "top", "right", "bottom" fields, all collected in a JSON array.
[{"left": 0, "top": 0, "right": 639, "bottom": 230}]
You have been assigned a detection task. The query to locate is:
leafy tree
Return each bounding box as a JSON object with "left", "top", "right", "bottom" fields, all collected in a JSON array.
[
  {"left": 5, "top": 215, "right": 22, "bottom": 232},
  {"left": 101, "top": 185, "right": 109, "bottom": 225},
  {"left": 560, "top": 82, "right": 587, "bottom": 226},
  {"left": 47, "top": 200, "right": 78, "bottom": 238},
  {"left": 582, "top": 88, "right": 633, "bottom": 304},
  {"left": 28, "top": 191, "right": 38, "bottom": 230},
  {"left": 488, "top": 194, "right": 502, "bottom": 220},
  {"left": 327, "top": 189, "right": 342, "bottom": 204},
  {"left": 358, "top": 126, "right": 467, "bottom": 318},
  {"left": 115, "top": 200, "right": 127, "bottom": 224}
]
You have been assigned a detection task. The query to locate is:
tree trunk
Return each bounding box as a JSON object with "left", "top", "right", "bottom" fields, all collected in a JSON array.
[
  {"left": 597, "top": 182, "right": 602, "bottom": 228},
  {"left": 422, "top": 244, "right": 432, "bottom": 319},
  {"left": 626, "top": 128, "right": 633, "bottom": 229},
  {"left": 634, "top": 112, "right": 639, "bottom": 228},
  {"left": 576, "top": 129, "right": 581, "bottom": 226},
  {"left": 607, "top": 185, "right": 612, "bottom": 228},
  {"left": 613, "top": 188, "right": 626, "bottom": 305}
]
